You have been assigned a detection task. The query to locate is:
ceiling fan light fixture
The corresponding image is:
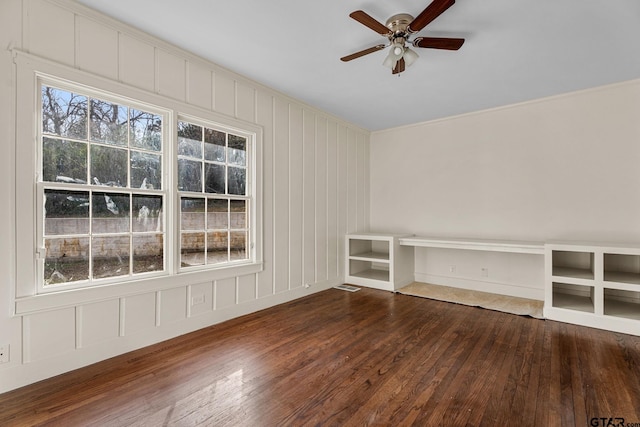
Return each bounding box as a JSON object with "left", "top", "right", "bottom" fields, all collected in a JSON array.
[
  {"left": 382, "top": 51, "right": 398, "bottom": 69},
  {"left": 403, "top": 47, "right": 419, "bottom": 67},
  {"left": 383, "top": 42, "right": 405, "bottom": 69}
]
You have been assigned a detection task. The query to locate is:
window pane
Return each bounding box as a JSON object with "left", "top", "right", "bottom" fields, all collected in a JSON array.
[
  {"left": 181, "top": 232, "right": 205, "bottom": 266},
  {"left": 89, "top": 99, "right": 128, "bottom": 146},
  {"left": 44, "top": 237, "right": 89, "bottom": 285},
  {"left": 177, "top": 122, "right": 202, "bottom": 158},
  {"left": 133, "top": 195, "right": 163, "bottom": 232},
  {"left": 41, "top": 86, "right": 87, "bottom": 140},
  {"left": 90, "top": 145, "right": 127, "bottom": 187},
  {"left": 130, "top": 109, "right": 161, "bottom": 151},
  {"left": 229, "top": 231, "right": 248, "bottom": 261},
  {"left": 230, "top": 200, "right": 247, "bottom": 229},
  {"left": 92, "top": 192, "right": 130, "bottom": 234},
  {"left": 181, "top": 198, "right": 205, "bottom": 231},
  {"left": 228, "top": 166, "right": 246, "bottom": 195},
  {"left": 42, "top": 138, "right": 87, "bottom": 184},
  {"left": 205, "top": 163, "right": 225, "bottom": 194},
  {"left": 44, "top": 190, "right": 90, "bottom": 235},
  {"left": 178, "top": 159, "right": 202, "bottom": 192},
  {"left": 207, "top": 199, "right": 228, "bottom": 229},
  {"left": 133, "top": 234, "right": 163, "bottom": 273},
  {"left": 204, "top": 128, "right": 225, "bottom": 162},
  {"left": 130, "top": 150, "right": 161, "bottom": 190},
  {"left": 207, "top": 231, "right": 228, "bottom": 265},
  {"left": 93, "top": 235, "right": 130, "bottom": 279},
  {"left": 228, "top": 134, "right": 246, "bottom": 166}
]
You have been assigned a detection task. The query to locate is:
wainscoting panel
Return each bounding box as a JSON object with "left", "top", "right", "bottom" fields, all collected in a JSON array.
[
  {"left": 75, "top": 15, "right": 118, "bottom": 79},
  {"left": 215, "top": 277, "right": 237, "bottom": 310},
  {"left": 123, "top": 293, "right": 157, "bottom": 336},
  {"left": 186, "top": 61, "right": 214, "bottom": 110},
  {"left": 79, "top": 299, "right": 120, "bottom": 348},
  {"left": 156, "top": 48, "right": 186, "bottom": 101},
  {"left": 118, "top": 34, "right": 155, "bottom": 92},
  {"left": 237, "top": 274, "right": 257, "bottom": 304},
  {"left": 289, "top": 104, "right": 304, "bottom": 290},
  {"left": 24, "top": 308, "right": 76, "bottom": 363},
  {"left": 255, "top": 89, "right": 275, "bottom": 299},
  {"left": 159, "top": 287, "right": 188, "bottom": 326},
  {"left": 24, "top": 0, "right": 75, "bottom": 65}
]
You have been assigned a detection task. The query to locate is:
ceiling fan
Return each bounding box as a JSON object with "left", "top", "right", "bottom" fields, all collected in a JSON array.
[{"left": 341, "top": 0, "right": 465, "bottom": 75}]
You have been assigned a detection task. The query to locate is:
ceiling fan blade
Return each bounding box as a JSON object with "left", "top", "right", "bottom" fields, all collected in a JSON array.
[
  {"left": 349, "top": 10, "right": 391, "bottom": 35},
  {"left": 392, "top": 58, "right": 406, "bottom": 74},
  {"left": 408, "top": 0, "right": 455, "bottom": 33},
  {"left": 340, "top": 44, "right": 386, "bottom": 62},
  {"left": 413, "top": 37, "right": 465, "bottom": 50}
]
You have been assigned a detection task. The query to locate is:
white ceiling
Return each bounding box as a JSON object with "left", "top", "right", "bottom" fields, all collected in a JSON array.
[{"left": 75, "top": 0, "right": 640, "bottom": 131}]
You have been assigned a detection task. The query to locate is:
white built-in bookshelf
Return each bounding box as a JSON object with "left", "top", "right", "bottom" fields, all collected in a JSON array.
[
  {"left": 345, "top": 234, "right": 639, "bottom": 336},
  {"left": 345, "top": 233, "right": 414, "bottom": 291},
  {"left": 545, "top": 242, "right": 640, "bottom": 335}
]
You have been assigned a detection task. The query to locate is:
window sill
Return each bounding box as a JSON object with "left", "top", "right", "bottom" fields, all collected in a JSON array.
[{"left": 14, "top": 261, "right": 263, "bottom": 315}]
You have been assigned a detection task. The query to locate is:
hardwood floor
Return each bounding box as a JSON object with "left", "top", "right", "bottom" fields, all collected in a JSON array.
[{"left": 1, "top": 287, "right": 639, "bottom": 426}]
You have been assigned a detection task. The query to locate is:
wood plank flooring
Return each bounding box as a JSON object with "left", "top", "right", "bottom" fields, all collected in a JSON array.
[{"left": 1, "top": 287, "right": 639, "bottom": 426}]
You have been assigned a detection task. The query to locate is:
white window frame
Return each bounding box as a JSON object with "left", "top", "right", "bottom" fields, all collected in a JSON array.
[
  {"left": 37, "top": 79, "right": 171, "bottom": 294},
  {"left": 176, "top": 114, "right": 253, "bottom": 271},
  {"left": 13, "top": 51, "right": 263, "bottom": 314}
]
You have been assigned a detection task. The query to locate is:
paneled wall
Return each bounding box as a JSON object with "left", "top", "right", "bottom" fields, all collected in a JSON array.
[{"left": 0, "top": 0, "right": 369, "bottom": 393}]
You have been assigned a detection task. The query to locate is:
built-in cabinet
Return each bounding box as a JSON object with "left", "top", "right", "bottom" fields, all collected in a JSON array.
[
  {"left": 545, "top": 242, "right": 640, "bottom": 335},
  {"left": 345, "top": 233, "right": 414, "bottom": 291},
  {"left": 345, "top": 235, "right": 639, "bottom": 336}
]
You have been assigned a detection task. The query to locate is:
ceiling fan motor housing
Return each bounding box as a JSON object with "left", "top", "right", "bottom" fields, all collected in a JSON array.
[{"left": 386, "top": 13, "right": 414, "bottom": 45}]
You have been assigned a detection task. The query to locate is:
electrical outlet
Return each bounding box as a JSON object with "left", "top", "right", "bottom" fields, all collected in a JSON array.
[
  {"left": 449, "top": 265, "right": 456, "bottom": 273},
  {"left": 0, "top": 344, "right": 9, "bottom": 364},
  {"left": 191, "top": 295, "right": 205, "bottom": 306},
  {"left": 481, "top": 267, "right": 489, "bottom": 278}
]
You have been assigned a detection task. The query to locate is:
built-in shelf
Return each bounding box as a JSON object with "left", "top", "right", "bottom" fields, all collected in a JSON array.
[
  {"left": 604, "top": 288, "right": 640, "bottom": 321},
  {"left": 399, "top": 236, "right": 544, "bottom": 254},
  {"left": 551, "top": 250, "right": 594, "bottom": 280},
  {"left": 342, "top": 237, "right": 640, "bottom": 336},
  {"left": 545, "top": 243, "right": 640, "bottom": 336},
  {"left": 552, "top": 283, "right": 594, "bottom": 313},
  {"left": 604, "top": 253, "right": 640, "bottom": 285},
  {"left": 349, "top": 251, "right": 390, "bottom": 263},
  {"left": 349, "top": 269, "right": 390, "bottom": 282},
  {"left": 604, "top": 271, "right": 640, "bottom": 286},
  {"left": 345, "top": 233, "right": 414, "bottom": 292},
  {"left": 552, "top": 266, "right": 595, "bottom": 281}
]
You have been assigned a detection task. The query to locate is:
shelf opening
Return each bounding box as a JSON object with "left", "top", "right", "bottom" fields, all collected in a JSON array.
[
  {"left": 349, "top": 259, "right": 389, "bottom": 282},
  {"left": 349, "top": 239, "right": 390, "bottom": 260},
  {"left": 604, "top": 253, "right": 640, "bottom": 285},
  {"left": 604, "top": 288, "right": 640, "bottom": 320},
  {"left": 552, "top": 250, "right": 594, "bottom": 280},
  {"left": 552, "top": 282, "right": 595, "bottom": 313}
]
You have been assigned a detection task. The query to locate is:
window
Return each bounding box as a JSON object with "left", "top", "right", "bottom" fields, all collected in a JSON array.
[
  {"left": 39, "top": 84, "right": 166, "bottom": 290},
  {"left": 13, "top": 53, "right": 261, "bottom": 310},
  {"left": 29, "top": 75, "right": 259, "bottom": 297},
  {"left": 176, "top": 119, "right": 251, "bottom": 268}
]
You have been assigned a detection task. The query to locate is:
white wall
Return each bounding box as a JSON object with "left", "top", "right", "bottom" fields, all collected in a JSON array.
[
  {"left": 370, "top": 79, "right": 640, "bottom": 299},
  {"left": 0, "top": 0, "right": 369, "bottom": 393}
]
